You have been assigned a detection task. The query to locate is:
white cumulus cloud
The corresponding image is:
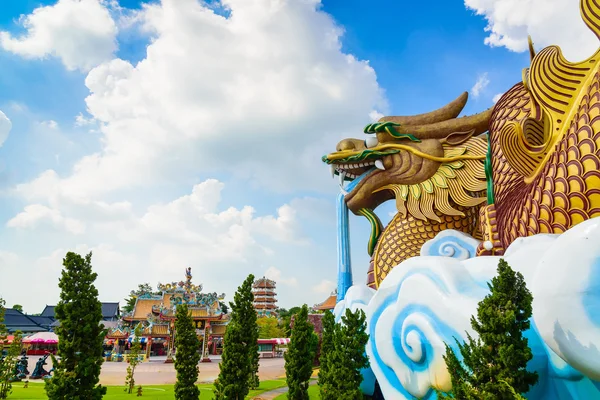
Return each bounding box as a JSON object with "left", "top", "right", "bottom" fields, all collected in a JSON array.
[
  {"left": 1, "top": 0, "right": 382, "bottom": 313},
  {"left": 465, "top": 0, "right": 599, "bottom": 61},
  {"left": 0, "top": 110, "right": 12, "bottom": 147},
  {"left": 14, "top": 0, "right": 384, "bottom": 201},
  {"left": 2, "top": 178, "right": 333, "bottom": 311},
  {"left": 264, "top": 266, "right": 298, "bottom": 287},
  {"left": 313, "top": 279, "right": 336, "bottom": 294},
  {"left": 0, "top": 0, "right": 118, "bottom": 71},
  {"left": 7, "top": 204, "right": 86, "bottom": 235},
  {"left": 471, "top": 72, "right": 490, "bottom": 98},
  {"left": 74, "top": 113, "right": 96, "bottom": 127}
]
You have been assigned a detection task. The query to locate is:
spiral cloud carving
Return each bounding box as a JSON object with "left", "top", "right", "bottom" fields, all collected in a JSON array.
[
  {"left": 361, "top": 218, "right": 600, "bottom": 400},
  {"left": 420, "top": 229, "right": 480, "bottom": 260}
]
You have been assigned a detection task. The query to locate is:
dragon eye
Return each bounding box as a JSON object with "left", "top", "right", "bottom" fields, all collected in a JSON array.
[{"left": 365, "top": 135, "right": 378, "bottom": 148}]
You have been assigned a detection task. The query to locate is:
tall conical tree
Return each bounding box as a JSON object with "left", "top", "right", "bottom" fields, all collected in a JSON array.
[
  {"left": 214, "top": 274, "right": 257, "bottom": 399},
  {"left": 440, "top": 258, "right": 538, "bottom": 399},
  {"left": 242, "top": 276, "right": 259, "bottom": 389},
  {"left": 284, "top": 304, "right": 317, "bottom": 400},
  {"left": 322, "top": 309, "right": 370, "bottom": 399},
  {"left": 333, "top": 308, "right": 370, "bottom": 398},
  {"left": 317, "top": 310, "right": 336, "bottom": 400},
  {"left": 45, "top": 251, "right": 107, "bottom": 400},
  {"left": 173, "top": 304, "right": 200, "bottom": 400},
  {"left": 214, "top": 321, "right": 248, "bottom": 399}
]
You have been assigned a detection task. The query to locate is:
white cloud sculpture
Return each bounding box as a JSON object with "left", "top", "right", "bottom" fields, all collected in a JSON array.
[{"left": 340, "top": 218, "right": 600, "bottom": 399}]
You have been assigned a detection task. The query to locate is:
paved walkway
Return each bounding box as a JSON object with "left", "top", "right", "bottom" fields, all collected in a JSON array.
[
  {"left": 252, "top": 380, "right": 317, "bottom": 400},
  {"left": 24, "top": 355, "right": 286, "bottom": 385}
]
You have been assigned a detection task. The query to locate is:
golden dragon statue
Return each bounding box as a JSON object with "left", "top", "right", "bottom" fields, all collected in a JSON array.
[{"left": 323, "top": 0, "right": 600, "bottom": 289}]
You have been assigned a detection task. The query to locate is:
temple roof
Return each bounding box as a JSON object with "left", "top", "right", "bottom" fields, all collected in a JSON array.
[
  {"left": 106, "top": 327, "right": 129, "bottom": 339},
  {"left": 314, "top": 289, "right": 337, "bottom": 311},
  {"left": 4, "top": 309, "right": 47, "bottom": 333},
  {"left": 123, "top": 269, "right": 226, "bottom": 323},
  {"left": 125, "top": 293, "right": 222, "bottom": 321},
  {"left": 253, "top": 277, "right": 276, "bottom": 289},
  {"left": 40, "top": 302, "right": 120, "bottom": 321},
  {"left": 129, "top": 298, "right": 161, "bottom": 320}
]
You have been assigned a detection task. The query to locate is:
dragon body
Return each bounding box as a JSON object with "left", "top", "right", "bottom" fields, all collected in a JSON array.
[
  {"left": 478, "top": 8, "right": 600, "bottom": 253},
  {"left": 324, "top": 0, "right": 600, "bottom": 290},
  {"left": 366, "top": 137, "right": 487, "bottom": 288}
]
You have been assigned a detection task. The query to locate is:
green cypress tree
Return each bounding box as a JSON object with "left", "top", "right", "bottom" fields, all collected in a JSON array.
[
  {"left": 325, "top": 309, "right": 370, "bottom": 399},
  {"left": 173, "top": 304, "right": 200, "bottom": 400},
  {"left": 0, "top": 298, "right": 21, "bottom": 399},
  {"left": 245, "top": 276, "right": 260, "bottom": 390},
  {"left": 284, "top": 304, "right": 317, "bottom": 400},
  {"left": 125, "top": 323, "right": 144, "bottom": 394},
  {"left": 440, "top": 258, "right": 538, "bottom": 399},
  {"left": 214, "top": 274, "right": 258, "bottom": 399},
  {"left": 45, "top": 251, "right": 107, "bottom": 400},
  {"left": 317, "top": 310, "right": 336, "bottom": 400},
  {"left": 214, "top": 320, "right": 248, "bottom": 399}
]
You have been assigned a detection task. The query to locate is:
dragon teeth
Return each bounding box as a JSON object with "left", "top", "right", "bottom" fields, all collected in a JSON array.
[{"left": 375, "top": 160, "right": 385, "bottom": 170}]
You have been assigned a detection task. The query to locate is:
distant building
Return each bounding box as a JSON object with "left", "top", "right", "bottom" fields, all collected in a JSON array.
[
  {"left": 41, "top": 302, "right": 121, "bottom": 322},
  {"left": 4, "top": 309, "right": 48, "bottom": 334},
  {"left": 112, "top": 268, "right": 229, "bottom": 361},
  {"left": 253, "top": 277, "right": 278, "bottom": 317},
  {"left": 313, "top": 289, "right": 337, "bottom": 312},
  {"left": 3, "top": 302, "right": 121, "bottom": 335},
  {"left": 28, "top": 316, "right": 54, "bottom": 331}
]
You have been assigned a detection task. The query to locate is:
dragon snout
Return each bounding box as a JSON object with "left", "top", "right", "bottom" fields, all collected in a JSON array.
[{"left": 336, "top": 138, "right": 365, "bottom": 152}]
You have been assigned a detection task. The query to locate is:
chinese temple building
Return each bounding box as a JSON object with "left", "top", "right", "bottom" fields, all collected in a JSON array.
[
  {"left": 314, "top": 289, "right": 337, "bottom": 312},
  {"left": 108, "top": 268, "right": 229, "bottom": 362},
  {"left": 253, "top": 277, "right": 278, "bottom": 317}
]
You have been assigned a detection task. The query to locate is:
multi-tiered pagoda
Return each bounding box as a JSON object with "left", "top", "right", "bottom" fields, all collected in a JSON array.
[{"left": 252, "top": 277, "right": 278, "bottom": 317}]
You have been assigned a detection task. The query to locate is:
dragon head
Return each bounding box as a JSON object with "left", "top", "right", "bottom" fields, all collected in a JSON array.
[{"left": 323, "top": 92, "right": 493, "bottom": 215}]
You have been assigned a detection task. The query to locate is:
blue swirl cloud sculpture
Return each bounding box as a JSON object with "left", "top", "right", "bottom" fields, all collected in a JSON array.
[
  {"left": 363, "top": 218, "right": 600, "bottom": 399},
  {"left": 420, "top": 229, "right": 480, "bottom": 260}
]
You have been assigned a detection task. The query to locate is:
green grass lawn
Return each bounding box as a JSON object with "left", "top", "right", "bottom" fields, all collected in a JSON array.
[{"left": 7, "top": 379, "right": 288, "bottom": 399}]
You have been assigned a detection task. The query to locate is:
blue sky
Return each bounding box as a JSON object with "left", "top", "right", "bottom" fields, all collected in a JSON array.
[{"left": 0, "top": 0, "right": 592, "bottom": 313}]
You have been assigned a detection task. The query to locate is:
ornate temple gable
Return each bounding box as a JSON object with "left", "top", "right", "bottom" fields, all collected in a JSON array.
[
  {"left": 153, "top": 268, "right": 226, "bottom": 319},
  {"left": 106, "top": 322, "right": 131, "bottom": 339}
]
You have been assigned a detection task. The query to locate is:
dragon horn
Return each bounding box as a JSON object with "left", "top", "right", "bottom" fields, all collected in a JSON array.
[
  {"left": 394, "top": 108, "right": 493, "bottom": 140},
  {"left": 528, "top": 35, "right": 536, "bottom": 61},
  {"left": 378, "top": 92, "right": 469, "bottom": 126}
]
